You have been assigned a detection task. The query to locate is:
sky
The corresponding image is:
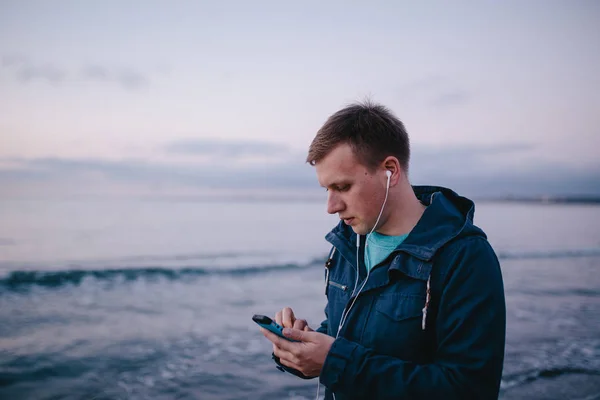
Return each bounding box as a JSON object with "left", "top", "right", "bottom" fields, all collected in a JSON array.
[{"left": 1, "top": 0, "right": 599, "bottom": 200}]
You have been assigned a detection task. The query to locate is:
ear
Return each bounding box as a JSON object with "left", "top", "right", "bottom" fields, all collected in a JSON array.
[{"left": 382, "top": 157, "right": 401, "bottom": 185}]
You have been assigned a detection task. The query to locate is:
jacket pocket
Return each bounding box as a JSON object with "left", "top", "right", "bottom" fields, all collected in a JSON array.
[
  {"left": 367, "top": 293, "right": 428, "bottom": 359},
  {"left": 375, "top": 293, "right": 425, "bottom": 322}
]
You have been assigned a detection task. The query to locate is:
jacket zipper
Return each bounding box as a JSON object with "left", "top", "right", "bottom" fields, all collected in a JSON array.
[
  {"left": 326, "top": 242, "right": 367, "bottom": 337},
  {"left": 324, "top": 246, "right": 349, "bottom": 295},
  {"left": 329, "top": 281, "right": 349, "bottom": 291}
]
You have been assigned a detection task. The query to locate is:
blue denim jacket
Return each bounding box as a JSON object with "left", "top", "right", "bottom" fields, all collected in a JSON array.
[{"left": 316, "top": 186, "right": 506, "bottom": 399}]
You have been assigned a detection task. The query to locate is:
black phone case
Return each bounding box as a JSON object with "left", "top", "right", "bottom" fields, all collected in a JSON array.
[{"left": 271, "top": 352, "right": 316, "bottom": 380}]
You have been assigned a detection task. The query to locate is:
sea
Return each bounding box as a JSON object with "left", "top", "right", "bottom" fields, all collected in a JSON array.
[{"left": 0, "top": 197, "right": 599, "bottom": 399}]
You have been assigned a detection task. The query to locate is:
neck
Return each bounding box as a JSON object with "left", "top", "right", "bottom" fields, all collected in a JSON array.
[{"left": 376, "top": 182, "right": 426, "bottom": 236}]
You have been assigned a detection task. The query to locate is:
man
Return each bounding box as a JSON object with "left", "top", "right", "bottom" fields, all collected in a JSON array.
[{"left": 259, "top": 100, "right": 506, "bottom": 399}]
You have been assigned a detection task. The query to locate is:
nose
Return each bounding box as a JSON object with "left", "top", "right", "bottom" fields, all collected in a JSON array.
[{"left": 327, "top": 191, "right": 345, "bottom": 215}]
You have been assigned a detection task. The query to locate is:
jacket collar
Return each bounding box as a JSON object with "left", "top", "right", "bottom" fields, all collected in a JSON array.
[{"left": 325, "top": 186, "right": 483, "bottom": 278}]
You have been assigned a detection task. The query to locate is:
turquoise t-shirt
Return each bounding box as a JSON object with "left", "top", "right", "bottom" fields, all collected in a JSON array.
[{"left": 365, "top": 231, "right": 409, "bottom": 272}]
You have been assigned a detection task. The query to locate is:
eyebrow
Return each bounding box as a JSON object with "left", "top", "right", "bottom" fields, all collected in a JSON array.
[{"left": 321, "top": 180, "right": 351, "bottom": 189}]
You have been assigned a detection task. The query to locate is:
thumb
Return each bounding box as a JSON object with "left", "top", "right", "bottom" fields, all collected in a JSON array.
[
  {"left": 283, "top": 328, "right": 322, "bottom": 342},
  {"left": 283, "top": 327, "right": 310, "bottom": 342}
]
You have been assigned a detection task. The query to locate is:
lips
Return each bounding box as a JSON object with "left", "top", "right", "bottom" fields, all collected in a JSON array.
[{"left": 342, "top": 217, "right": 354, "bottom": 225}]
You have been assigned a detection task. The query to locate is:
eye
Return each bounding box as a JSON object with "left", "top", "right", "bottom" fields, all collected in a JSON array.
[
  {"left": 325, "top": 184, "right": 351, "bottom": 192},
  {"left": 337, "top": 184, "right": 350, "bottom": 192}
]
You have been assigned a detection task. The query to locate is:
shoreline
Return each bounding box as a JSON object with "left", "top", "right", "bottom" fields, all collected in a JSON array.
[{"left": 475, "top": 196, "right": 600, "bottom": 205}]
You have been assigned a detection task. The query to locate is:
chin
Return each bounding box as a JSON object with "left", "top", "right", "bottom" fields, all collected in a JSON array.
[{"left": 351, "top": 226, "right": 368, "bottom": 236}]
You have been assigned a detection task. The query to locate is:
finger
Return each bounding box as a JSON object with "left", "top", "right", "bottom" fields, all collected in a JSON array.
[
  {"left": 283, "top": 327, "right": 319, "bottom": 342},
  {"left": 273, "top": 346, "right": 299, "bottom": 366},
  {"left": 303, "top": 325, "right": 314, "bottom": 332},
  {"left": 293, "top": 318, "right": 308, "bottom": 330},
  {"left": 260, "top": 327, "right": 297, "bottom": 352},
  {"left": 282, "top": 307, "right": 295, "bottom": 328},
  {"left": 278, "top": 356, "right": 303, "bottom": 372},
  {"left": 275, "top": 310, "right": 282, "bottom": 325}
]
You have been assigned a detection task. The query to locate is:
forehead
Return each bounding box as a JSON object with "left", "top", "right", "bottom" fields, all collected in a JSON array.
[{"left": 315, "top": 143, "right": 367, "bottom": 185}]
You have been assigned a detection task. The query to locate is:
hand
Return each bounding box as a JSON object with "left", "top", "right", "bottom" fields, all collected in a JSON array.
[
  {"left": 260, "top": 327, "right": 335, "bottom": 378},
  {"left": 273, "top": 307, "right": 314, "bottom": 357},
  {"left": 275, "top": 307, "right": 313, "bottom": 331}
]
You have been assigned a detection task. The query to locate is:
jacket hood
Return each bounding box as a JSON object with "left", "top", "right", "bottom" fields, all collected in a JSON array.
[{"left": 325, "top": 185, "right": 486, "bottom": 262}]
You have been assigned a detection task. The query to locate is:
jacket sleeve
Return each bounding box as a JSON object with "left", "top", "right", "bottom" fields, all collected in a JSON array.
[{"left": 319, "top": 237, "right": 506, "bottom": 399}]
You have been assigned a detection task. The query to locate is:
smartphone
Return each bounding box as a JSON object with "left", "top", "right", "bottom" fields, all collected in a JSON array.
[{"left": 252, "top": 314, "right": 298, "bottom": 342}]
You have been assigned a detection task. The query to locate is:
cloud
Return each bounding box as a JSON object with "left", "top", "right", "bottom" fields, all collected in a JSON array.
[
  {"left": 407, "top": 142, "right": 600, "bottom": 196},
  {"left": 431, "top": 89, "right": 470, "bottom": 108},
  {"left": 408, "top": 142, "right": 537, "bottom": 180},
  {"left": 0, "top": 155, "right": 315, "bottom": 191},
  {"left": 0, "top": 238, "right": 16, "bottom": 246},
  {"left": 1, "top": 54, "right": 29, "bottom": 68},
  {"left": 81, "top": 65, "right": 148, "bottom": 89},
  {"left": 1, "top": 55, "right": 66, "bottom": 83},
  {"left": 397, "top": 75, "right": 472, "bottom": 109},
  {"left": 429, "top": 165, "right": 600, "bottom": 199},
  {"left": 413, "top": 142, "right": 535, "bottom": 158},
  {"left": 397, "top": 75, "right": 446, "bottom": 94},
  {"left": 16, "top": 64, "right": 68, "bottom": 84},
  {"left": 1, "top": 141, "right": 598, "bottom": 199},
  {"left": 164, "top": 138, "right": 290, "bottom": 157},
  {"left": 0, "top": 139, "right": 600, "bottom": 199},
  {"left": 1, "top": 54, "right": 149, "bottom": 90}
]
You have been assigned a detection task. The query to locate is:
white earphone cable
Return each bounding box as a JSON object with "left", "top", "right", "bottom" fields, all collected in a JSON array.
[{"left": 324, "top": 171, "right": 391, "bottom": 400}]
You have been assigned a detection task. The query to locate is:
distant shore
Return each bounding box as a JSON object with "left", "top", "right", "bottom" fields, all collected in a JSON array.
[
  {"left": 149, "top": 194, "right": 600, "bottom": 204},
  {"left": 3, "top": 193, "right": 600, "bottom": 205},
  {"left": 476, "top": 196, "right": 600, "bottom": 205}
]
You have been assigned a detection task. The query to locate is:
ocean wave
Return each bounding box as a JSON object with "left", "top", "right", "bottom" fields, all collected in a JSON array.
[
  {"left": 0, "top": 259, "right": 324, "bottom": 292},
  {"left": 0, "top": 250, "right": 282, "bottom": 271},
  {"left": 2, "top": 247, "right": 599, "bottom": 292}
]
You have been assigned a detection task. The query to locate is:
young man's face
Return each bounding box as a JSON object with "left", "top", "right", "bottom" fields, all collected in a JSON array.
[{"left": 315, "top": 143, "right": 388, "bottom": 235}]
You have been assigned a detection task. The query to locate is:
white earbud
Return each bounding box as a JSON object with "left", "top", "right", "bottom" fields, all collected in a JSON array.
[{"left": 385, "top": 170, "right": 392, "bottom": 178}]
